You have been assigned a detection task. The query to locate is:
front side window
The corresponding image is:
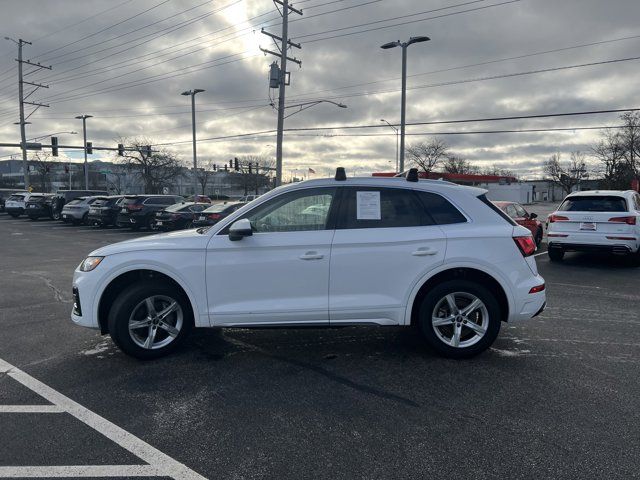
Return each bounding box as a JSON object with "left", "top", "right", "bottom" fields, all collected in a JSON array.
[
  {"left": 233, "top": 188, "right": 336, "bottom": 233},
  {"left": 514, "top": 204, "right": 528, "bottom": 218},
  {"left": 505, "top": 204, "right": 518, "bottom": 219},
  {"left": 337, "top": 187, "right": 428, "bottom": 229}
]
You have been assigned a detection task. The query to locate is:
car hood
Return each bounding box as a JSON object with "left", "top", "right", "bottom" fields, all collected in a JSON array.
[{"left": 90, "top": 228, "right": 209, "bottom": 256}]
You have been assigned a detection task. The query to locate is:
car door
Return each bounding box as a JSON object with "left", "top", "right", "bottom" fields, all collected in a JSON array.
[
  {"left": 329, "top": 186, "right": 448, "bottom": 325},
  {"left": 205, "top": 187, "right": 338, "bottom": 326}
]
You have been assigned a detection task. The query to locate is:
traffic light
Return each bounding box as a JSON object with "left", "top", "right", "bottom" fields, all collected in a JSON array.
[
  {"left": 248, "top": 163, "right": 252, "bottom": 174},
  {"left": 51, "top": 136, "right": 59, "bottom": 157},
  {"left": 234, "top": 157, "right": 239, "bottom": 171},
  {"left": 64, "top": 164, "right": 69, "bottom": 173},
  {"left": 224, "top": 164, "right": 228, "bottom": 172},
  {"left": 213, "top": 164, "right": 217, "bottom": 171},
  {"left": 229, "top": 159, "right": 233, "bottom": 169},
  {"left": 117, "top": 143, "right": 124, "bottom": 156},
  {"left": 144, "top": 145, "right": 152, "bottom": 156},
  {"left": 86, "top": 141, "right": 93, "bottom": 154}
]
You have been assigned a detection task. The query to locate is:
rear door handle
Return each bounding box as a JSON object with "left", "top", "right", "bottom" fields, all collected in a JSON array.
[
  {"left": 412, "top": 247, "right": 438, "bottom": 256},
  {"left": 300, "top": 251, "right": 324, "bottom": 260}
]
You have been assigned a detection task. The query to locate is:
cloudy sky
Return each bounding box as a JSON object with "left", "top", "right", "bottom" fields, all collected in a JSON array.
[{"left": 0, "top": 0, "right": 638, "bottom": 179}]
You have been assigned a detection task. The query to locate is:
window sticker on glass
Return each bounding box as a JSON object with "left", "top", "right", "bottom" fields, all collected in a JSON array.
[{"left": 356, "top": 191, "right": 381, "bottom": 220}]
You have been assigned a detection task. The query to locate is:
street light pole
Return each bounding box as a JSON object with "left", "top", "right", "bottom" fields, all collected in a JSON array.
[
  {"left": 381, "top": 36, "right": 430, "bottom": 173},
  {"left": 181, "top": 89, "right": 205, "bottom": 196},
  {"left": 380, "top": 119, "right": 399, "bottom": 172},
  {"left": 75, "top": 114, "right": 92, "bottom": 189}
]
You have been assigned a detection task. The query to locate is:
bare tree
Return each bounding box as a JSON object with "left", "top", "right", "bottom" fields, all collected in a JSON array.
[
  {"left": 544, "top": 151, "right": 589, "bottom": 195},
  {"left": 120, "top": 139, "right": 184, "bottom": 194},
  {"left": 591, "top": 129, "right": 627, "bottom": 189},
  {"left": 619, "top": 111, "right": 640, "bottom": 177},
  {"left": 405, "top": 138, "right": 449, "bottom": 174},
  {"left": 481, "top": 164, "right": 516, "bottom": 177},
  {"left": 195, "top": 158, "right": 218, "bottom": 196},
  {"left": 29, "top": 152, "right": 53, "bottom": 192},
  {"left": 235, "top": 155, "right": 275, "bottom": 195},
  {"left": 442, "top": 155, "right": 479, "bottom": 174}
]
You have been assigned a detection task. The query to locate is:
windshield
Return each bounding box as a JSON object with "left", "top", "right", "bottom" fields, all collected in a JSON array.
[
  {"left": 8, "top": 194, "right": 26, "bottom": 201},
  {"left": 559, "top": 196, "right": 627, "bottom": 212}
]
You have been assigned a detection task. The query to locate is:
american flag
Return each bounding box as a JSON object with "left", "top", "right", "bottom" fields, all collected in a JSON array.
[{"left": 308, "top": 168, "right": 316, "bottom": 174}]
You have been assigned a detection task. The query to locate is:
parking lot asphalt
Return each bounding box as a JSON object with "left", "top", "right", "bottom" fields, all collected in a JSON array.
[{"left": 0, "top": 214, "right": 639, "bottom": 479}]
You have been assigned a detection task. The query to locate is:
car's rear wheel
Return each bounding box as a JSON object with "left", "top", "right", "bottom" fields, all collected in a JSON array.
[
  {"left": 418, "top": 280, "right": 501, "bottom": 359},
  {"left": 108, "top": 283, "right": 193, "bottom": 359},
  {"left": 52, "top": 210, "right": 61, "bottom": 220},
  {"left": 548, "top": 248, "right": 564, "bottom": 262}
]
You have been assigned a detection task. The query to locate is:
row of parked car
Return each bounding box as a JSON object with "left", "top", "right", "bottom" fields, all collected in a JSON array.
[{"left": 1, "top": 189, "right": 249, "bottom": 231}]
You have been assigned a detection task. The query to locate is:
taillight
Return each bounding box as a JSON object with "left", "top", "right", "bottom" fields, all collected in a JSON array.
[
  {"left": 127, "top": 204, "right": 143, "bottom": 211},
  {"left": 608, "top": 216, "right": 636, "bottom": 225},
  {"left": 513, "top": 236, "right": 536, "bottom": 257},
  {"left": 208, "top": 213, "right": 222, "bottom": 220},
  {"left": 548, "top": 214, "right": 569, "bottom": 223}
]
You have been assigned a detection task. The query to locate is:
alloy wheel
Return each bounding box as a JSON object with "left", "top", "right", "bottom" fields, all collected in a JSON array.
[
  {"left": 431, "top": 292, "right": 489, "bottom": 348},
  {"left": 128, "top": 295, "right": 183, "bottom": 350}
]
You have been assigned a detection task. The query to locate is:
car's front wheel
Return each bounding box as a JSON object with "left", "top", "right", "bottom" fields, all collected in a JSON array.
[
  {"left": 418, "top": 280, "right": 501, "bottom": 359},
  {"left": 108, "top": 283, "right": 193, "bottom": 359},
  {"left": 535, "top": 228, "right": 543, "bottom": 247}
]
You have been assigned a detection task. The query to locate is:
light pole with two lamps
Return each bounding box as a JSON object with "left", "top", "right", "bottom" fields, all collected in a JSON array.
[
  {"left": 380, "top": 36, "right": 430, "bottom": 173},
  {"left": 380, "top": 119, "right": 399, "bottom": 173}
]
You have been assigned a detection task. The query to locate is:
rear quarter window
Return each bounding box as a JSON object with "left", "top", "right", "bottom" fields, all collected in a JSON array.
[{"left": 415, "top": 191, "right": 467, "bottom": 225}]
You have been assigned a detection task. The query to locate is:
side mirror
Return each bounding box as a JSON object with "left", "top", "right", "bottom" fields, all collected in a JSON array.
[
  {"left": 229, "top": 218, "right": 253, "bottom": 241},
  {"left": 529, "top": 212, "right": 538, "bottom": 219}
]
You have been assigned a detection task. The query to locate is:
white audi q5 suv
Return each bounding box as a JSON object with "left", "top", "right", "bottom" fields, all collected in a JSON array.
[{"left": 72, "top": 169, "right": 546, "bottom": 359}]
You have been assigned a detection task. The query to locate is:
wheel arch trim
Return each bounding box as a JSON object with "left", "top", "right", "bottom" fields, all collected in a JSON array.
[
  {"left": 93, "top": 261, "right": 204, "bottom": 331},
  {"left": 402, "top": 261, "right": 515, "bottom": 326}
]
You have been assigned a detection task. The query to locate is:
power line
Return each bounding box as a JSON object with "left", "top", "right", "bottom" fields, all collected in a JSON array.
[
  {"left": 43, "top": 0, "right": 217, "bottom": 64},
  {"left": 287, "top": 55, "right": 640, "bottom": 103},
  {"left": 285, "top": 33, "right": 640, "bottom": 100},
  {"left": 31, "top": 0, "right": 138, "bottom": 43},
  {"left": 33, "top": 0, "right": 173, "bottom": 60}
]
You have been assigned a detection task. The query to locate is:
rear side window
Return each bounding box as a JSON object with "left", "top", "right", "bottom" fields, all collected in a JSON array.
[
  {"left": 559, "top": 196, "right": 627, "bottom": 212},
  {"left": 145, "top": 197, "right": 175, "bottom": 205},
  {"left": 478, "top": 194, "right": 517, "bottom": 226},
  {"left": 122, "top": 197, "right": 140, "bottom": 206},
  {"left": 337, "top": 187, "right": 428, "bottom": 229},
  {"left": 415, "top": 191, "right": 467, "bottom": 225}
]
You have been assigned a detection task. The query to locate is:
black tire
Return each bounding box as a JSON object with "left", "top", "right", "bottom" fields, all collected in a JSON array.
[
  {"left": 418, "top": 280, "right": 502, "bottom": 359},
  {"left": 146, "top": 215, "right": 156, "bottom": 231},
  {"left": 535, "top": 228, "right": 543, "bottom": 247},
  {"left": 108, "top": 282, "right": 193, "bottom": 360},
  {"left": 52, "top": 210, "right": 61, "bottom": 221},
  {"left": 548, "top": 248, "right": 564, "bottom": 262}
]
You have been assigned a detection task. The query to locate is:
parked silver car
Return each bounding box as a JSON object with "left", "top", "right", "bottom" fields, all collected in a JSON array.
[{"left": 61, "top": 196, "right": 101, "bottom": 225}]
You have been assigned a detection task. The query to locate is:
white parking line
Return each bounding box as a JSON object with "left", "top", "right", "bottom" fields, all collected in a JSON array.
[
  {"left": 0, "top": 405, "right": 64, "bottom": 413},
  {"left": 0, "top": 357, "right": 206, "bottom": 479},
  {"left": 534, "top": 250, "right": 548, "bottom": 257}
]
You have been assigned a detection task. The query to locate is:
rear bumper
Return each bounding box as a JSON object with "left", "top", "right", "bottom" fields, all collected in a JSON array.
[
  {"left": 88, "top": 212, "right": 117, "bottom": 224},
  {"left": 549, "top": 241, "right": 635, "bottom": 255},
  {"left": 26, "top": 206, "right": 50, "bottom": 217}
]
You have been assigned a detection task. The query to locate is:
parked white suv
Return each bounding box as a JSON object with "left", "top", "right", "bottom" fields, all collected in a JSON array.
[
  {"left": 71, "top": 171, "right": 546, "bottom": 359},
  {"left": 547, "top": 190, "right": 640, "bottom": 262},
  {"left": 4, "top": 192, "right": 33, "bottom": 217}
]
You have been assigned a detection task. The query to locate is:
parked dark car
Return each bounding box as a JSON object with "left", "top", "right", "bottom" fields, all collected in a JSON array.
[
  {"left": 116, "top": 195, "right": 185, "bottom": 230},
  {"left": 191, "top": 201, "right": 246, "bottom": 228},
  {"left": 153, "top": 202, "right": 209, "bottom": 230},
  {"left": 51, "top": 189, "right": 108, "bottom": 220},
  {"left": 87, "top": 196, "right": 124, "bottom": 227},
  {"left": 25, "top": 193, "right": 56, "bottom": 220}
]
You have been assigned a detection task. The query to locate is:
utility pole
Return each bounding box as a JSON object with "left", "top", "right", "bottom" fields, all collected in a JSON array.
[
  {"left": 4, "top": 37, "right": 51, "bottom": 190},
  {"left": 181, "top": 89, "right": 205, "bottom": 195},
  {"left": 260, "top": 0, "right": 302, "bottom": 187}
]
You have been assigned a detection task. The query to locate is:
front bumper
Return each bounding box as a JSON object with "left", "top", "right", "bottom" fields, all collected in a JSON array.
[{"left": 71, "top": 268, "right": 102, "bottom": 329}]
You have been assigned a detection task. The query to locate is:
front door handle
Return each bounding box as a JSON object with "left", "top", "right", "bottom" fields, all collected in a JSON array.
[
  {"left": 300, "top": 251, "right": 324, "bottom": 260},
  {"left": 412, "top": 247, "right": 438, "bottom": 256}
]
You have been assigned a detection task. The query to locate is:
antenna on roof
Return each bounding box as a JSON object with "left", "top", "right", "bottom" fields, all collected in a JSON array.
[
  {"left": 335, "top": 167, "right": 346, "bottom": 181},
  {"left": 406, "top": 168, "right": 419, "bottom": 182}
]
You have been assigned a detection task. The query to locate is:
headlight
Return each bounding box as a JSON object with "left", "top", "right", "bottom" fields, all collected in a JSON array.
[{"left": 79, "top": 256, "right": 104, "bottom": 272}]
